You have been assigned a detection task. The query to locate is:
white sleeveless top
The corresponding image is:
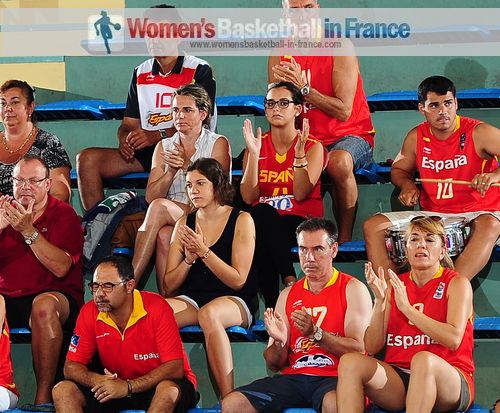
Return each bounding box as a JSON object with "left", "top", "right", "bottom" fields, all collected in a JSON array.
[{"left": 161, "top": 128, "right": 229, "bottom": 204}]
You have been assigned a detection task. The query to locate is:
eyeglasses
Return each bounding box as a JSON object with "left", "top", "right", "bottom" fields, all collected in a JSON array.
[
  {"left": 88, "top": 281, "right": 126, "bottom": 293},
  {"left": 263, "top": 99, "right": 296, "bottom": 109},
  {"left": 12, "top": 177, "right": 48, "bottom": 187}
]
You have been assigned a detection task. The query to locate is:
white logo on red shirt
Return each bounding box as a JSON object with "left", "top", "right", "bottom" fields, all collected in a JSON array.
[
  {"left": 421, "top": 155, "right": 467, "bottom": 173},
  {"left": 387, "top": 333, "right": 438, "bottom": 349}
]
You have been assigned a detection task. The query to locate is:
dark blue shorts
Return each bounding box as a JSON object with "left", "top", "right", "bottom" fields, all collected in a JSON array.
[{"left": 236, "top": 374, "right": 338, "bottom": 413}]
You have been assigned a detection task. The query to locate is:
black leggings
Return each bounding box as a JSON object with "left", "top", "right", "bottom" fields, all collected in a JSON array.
[{"left": 249, "top": 203, "right": 305, "bottom": 308}]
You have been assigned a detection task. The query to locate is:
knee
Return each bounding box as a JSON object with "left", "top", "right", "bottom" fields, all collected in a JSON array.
[
  {"left": 222, "top": 391, "right": 248, "bottom": 413},
  {"left": 363, "top": 215, "right": 390, "bottom": 239},
  {"left": 30, "top": 295, "right": 59, "bottom": 326},
  {"left": 338, "top": 352, "right": 365, "bottom": 378},
  {"left": 198, "top": 304, "right": 223, "bottom": 332},
  {"left": 472, "top": 215, "right": 500, "bottom": 239},
  {"left": 52, "top": 380, "right": 80, "bottom": 402},
  {"left": 77, "top": 148, "right": 101, "bottom": 171},
  {"left": 154, "top": 380, "right": 180, "bottom": 407},
  {"left": 327, "top": 151, "right": 354, "bottom": 178},
  {"left": 410, "top": 351, "right": 436, "bottom": 374},
  {"left": 157, "top": 225, "right": 174, "bottom": 248},
  {"left": 142, "top": 199, "right": 167, "bottom": 228},
  {"left": 321, "top": 390, "right": 337, "bottom": 413}
]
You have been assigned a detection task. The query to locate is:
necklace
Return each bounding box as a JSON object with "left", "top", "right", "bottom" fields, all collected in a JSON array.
[{"left": 2, "top": 126, "right": 36, "bottom": 154}]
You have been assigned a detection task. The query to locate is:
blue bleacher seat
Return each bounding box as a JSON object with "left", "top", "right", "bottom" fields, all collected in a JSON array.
[
  {"left": 179, "top": 325, "right": 259, "bottom": 343},
  {"left": 367, "top": 88, "right": 500, "bottom": 112},
  {"left": 69, "top": 162, "right": 389, "bottom": 190},
  {"left": 283, "top": 403, "right": 489, "bottom": 413},
  {"left": 34, "top": 100, "right": 106, "bottom": 121},
  {"left": 215, "top": 95, "right": 264, "bottom": 116},
  {"left": 98, "top": 101, "right": 126, "bottom": 120}
]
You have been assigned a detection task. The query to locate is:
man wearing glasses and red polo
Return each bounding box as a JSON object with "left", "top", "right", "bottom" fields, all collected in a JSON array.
[
  {"left": 0, "top": 154, "right": 84, "bottom": 411},
  {"left": 53, "top": 256, "right": 197, "bottom": 413}
]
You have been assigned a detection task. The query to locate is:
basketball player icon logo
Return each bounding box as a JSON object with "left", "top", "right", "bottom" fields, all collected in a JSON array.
[{"left": 94, "top": 10, "right": 121, "bottom": 54}]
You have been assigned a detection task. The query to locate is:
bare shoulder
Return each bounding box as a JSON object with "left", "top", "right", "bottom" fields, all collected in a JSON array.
[
  {"left": 236, "top": 210, "right": 254, "bottom": 227},
  {"left": 448, "top": 274, "right": 473, "bottom": 295}
]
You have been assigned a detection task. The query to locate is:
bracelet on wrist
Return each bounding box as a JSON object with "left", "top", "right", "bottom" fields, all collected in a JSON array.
[
  {"left": 200, "top": 249, "right": 212, "bottom": 260},
  {"left": 294, "top": 154, "right": 306, "bottom": 159},
  {"left": 184, "top": 257, "right": 195, "bottom": 266},
  {"left": 293, "top": 163, "right": 308, "bottom": 169}
]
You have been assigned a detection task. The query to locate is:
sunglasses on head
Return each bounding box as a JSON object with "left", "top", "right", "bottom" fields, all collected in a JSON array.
[{"left": 410, "top": 215, "right": 442, "bottom": 223}]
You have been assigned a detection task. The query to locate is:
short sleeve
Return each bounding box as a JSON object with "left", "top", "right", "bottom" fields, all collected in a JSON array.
[
  {"left": 29, "top": 130, "right": 72, "bottom": 170},
  {"left": 194, "top": 64, "right": 216, "bottom": 111},
  {"left": 66, "top": 305, "right": 97, "bottom": 365},
  {"left": 153, "top": 298, "right": 184, "bottom": 364},
  {"left": 124, "top": 68, "right": 140, "bottom": 119}
]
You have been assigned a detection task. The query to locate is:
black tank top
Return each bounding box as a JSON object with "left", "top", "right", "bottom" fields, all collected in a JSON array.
[{"left": 178, "top": 208, "right": 257, "bottom": 314}]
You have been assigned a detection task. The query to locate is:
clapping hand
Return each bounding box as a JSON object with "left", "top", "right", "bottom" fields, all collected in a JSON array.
[
  {"left": 388, "top": 269, "right": 411, "bottom": 315},
  {"left": 1, "top": 198, "right": 35, "bottom": 236},
  {"left": 291, "top": 306, "right": 315, "bottom": 337},
  {"left": 0, "top": 195, "right": 14, "bottom": 230},
  {"left": 161, "top": 142, "right": 188, "bottom": 172},
  {"left": 242, "top": 119, "right": 262, "bottom": 157},
  {"left": 271, "top": 57, "right": 306, "bottom": 90},
  {"left": 178, "top": 222, "right": 208, "bottom": 257},
  {"left": 294, "top": 118, "right": 309, "bottom": 158},
  {"left": 365, "top": 261, "right": 388, "bottom": 302},
  {"left": 264, "top": 308, "right": 287, "bottom": 345}
]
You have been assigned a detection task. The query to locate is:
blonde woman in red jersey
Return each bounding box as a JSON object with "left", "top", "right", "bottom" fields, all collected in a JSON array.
[
  {"left": 336, "top": 217, "right": 474, "bottom": 413},
  {"left": 240, "top": 81, "right": 325, "bottom": 308}
]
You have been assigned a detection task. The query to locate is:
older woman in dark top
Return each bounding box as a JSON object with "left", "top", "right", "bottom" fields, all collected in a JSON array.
[{"left": 0, "top": 80, "right": 71, "bottom": 201}]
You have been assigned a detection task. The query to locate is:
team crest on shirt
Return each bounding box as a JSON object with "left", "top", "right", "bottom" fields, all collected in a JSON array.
[
  {"left": 294, "top": 336, "right": 317, "bottom": 352},
  {"left": 433, "top": 282, "right": 446, "bottom": 299},
  {"left": 293, "top": 354, "right": 334, "bottom": 369}
]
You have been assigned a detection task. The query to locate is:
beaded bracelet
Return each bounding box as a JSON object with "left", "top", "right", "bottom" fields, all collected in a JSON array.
[
  {"left": 294, "top": 154, "right": 306, "bottom": 159},
  {"left": 293, "top": 163, "right": 308, "bottom": 169}
]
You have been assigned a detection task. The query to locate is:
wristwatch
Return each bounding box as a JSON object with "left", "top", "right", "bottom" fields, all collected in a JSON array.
[
  {"left": 159, "top": 129, "right": 168, "bottom": 139},
  {"left": 25, "top": 230, "right": 39, "bottom": 245},
  {"left": 300, "top": 83, "right": 311, "bottom": 97},
  {"left": 313, "top": 326, "right": 323, "bottom": 342}
]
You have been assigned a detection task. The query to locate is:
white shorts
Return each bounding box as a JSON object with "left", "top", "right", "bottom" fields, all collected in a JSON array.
[
  {"left": 0, "top": 386, "right": 18, "bottom": 410},
  {"left": 379, "top": 210, "right": 500, "bottom": 245},
  {"left": 176, "top": 294, "right": 253, "bottom": 326}
]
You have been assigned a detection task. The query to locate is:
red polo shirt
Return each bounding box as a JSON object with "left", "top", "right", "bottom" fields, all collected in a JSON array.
[
  {"left": 0, "top": 194, "right": 84, "bottom": 306},
  {"left": 67, "top": 290, "right": 196, "bottom": 388}
]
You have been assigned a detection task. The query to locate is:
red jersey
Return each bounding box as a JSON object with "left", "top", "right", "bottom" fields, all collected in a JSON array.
[
  {"left": 282, "top": 55, "right": 375, "bottom": 147},
  {"left": 385, "top": 267, "right": 474, "bottom": 395},
  {"left": 0, "top": 320, "right": 18, "bottom": 397},
  {"left": 281, "top": 269, "right": 352, "bottom": 377},
  {"left": 67, "top": 290, "right": 196, "bottom": 388},
  {"left": 0, "top": 195, "right": 84, "bottom": 307},
  {"left": 416, "top": 115, "right": 500, "bottom": 213},
  {"left": 256, "top": 131, "right": 323, "bottom": 218}
]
